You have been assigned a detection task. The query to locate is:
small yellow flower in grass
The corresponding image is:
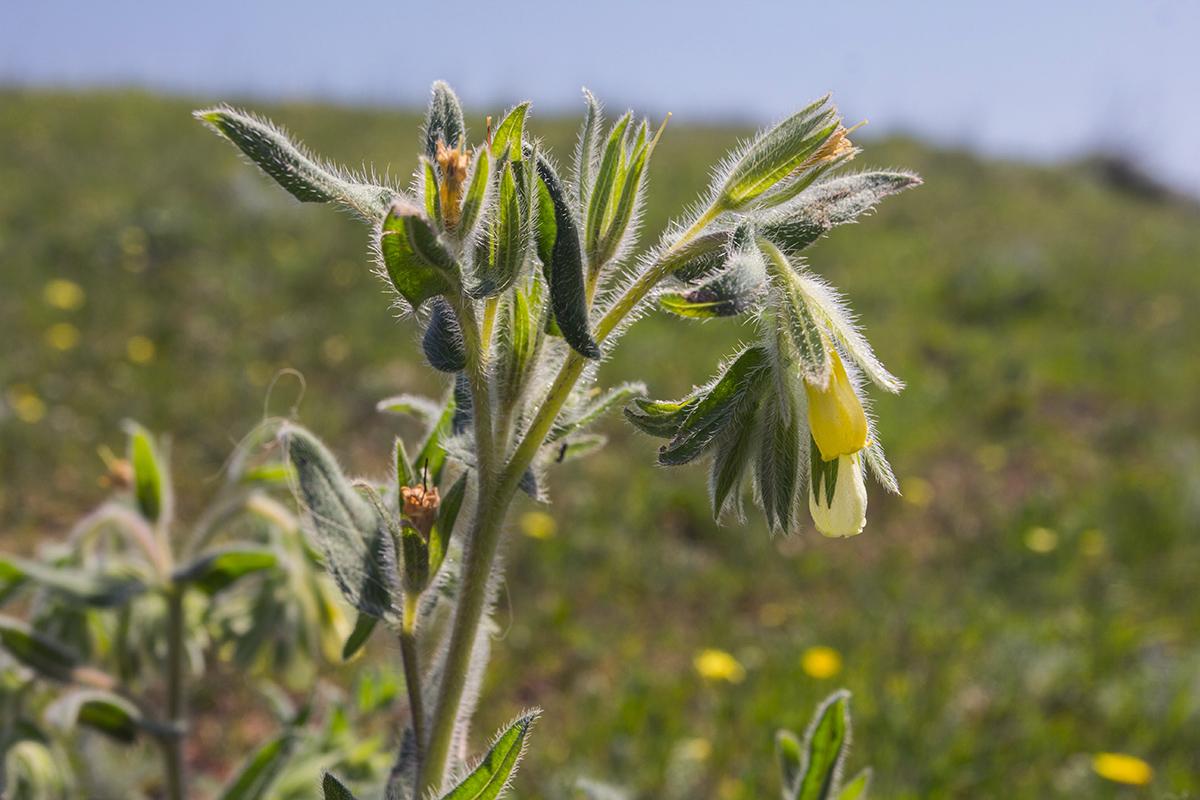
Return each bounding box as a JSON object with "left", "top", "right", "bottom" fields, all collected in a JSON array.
[
  {"left": 901, "top": 475, "right": 933, "bottom": 508},
  {"left": 7, "top": 387, "right": 46, "bottom": 424},
  {"left": 694, "top": 648, "right": 745, "bottom": 683},
  {"left": 801, "top": 646, "right": 842, "bottom": 679},
  {"left": 519, "top": 511, "right": 557, "bottom": 540},
  {"left": 126, "top": 336, "right": 156, "bottom": 364},
  {"left": 804, "top": 350, "right": 868, "bottom": 462},
  {"left": 1092, "top": 752, "right": 1153, "bottom": 786},
  {"left": 1024, "top": 526, "right": 1058, "bottom": 554},
  {"left": 43, "top": 279, "right": 85, "bottom": 311},
  {"left": 45, "top": 322, "right": 80, "bottom": 351}
]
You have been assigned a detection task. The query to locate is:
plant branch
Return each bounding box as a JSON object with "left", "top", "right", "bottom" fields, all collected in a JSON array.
[
  {"left": 399, "top": 593, "right": 425, "bottom": 763},
  {"left": 162, "top": 587, "right": 187, "bottom": 800}
]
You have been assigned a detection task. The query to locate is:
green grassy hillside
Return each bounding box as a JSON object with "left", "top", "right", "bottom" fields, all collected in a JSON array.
[{"left": 2, "top": 89, "right": 1199, "bottom": 798}]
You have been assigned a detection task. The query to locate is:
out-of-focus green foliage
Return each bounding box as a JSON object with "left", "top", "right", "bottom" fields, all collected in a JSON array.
[{"left": 1, "top": 90, "right": 1199, "bottom": 797}]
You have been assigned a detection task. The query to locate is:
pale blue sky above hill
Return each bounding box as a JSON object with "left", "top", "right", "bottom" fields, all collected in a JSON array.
[{"left": 2, "top": 0, "right": 1198, "bottom": 192}]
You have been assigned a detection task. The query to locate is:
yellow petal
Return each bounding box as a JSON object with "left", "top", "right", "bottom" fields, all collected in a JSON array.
[
  {"left": 693, "top": 648, "right": 745, "bottom": 683},
  {"left": 801, "top": 646, "right": 843, "bottom": 679},
  {"left": 1092, "top": 752, "right": 1153, "bottom": 786},
  {"left": 805, "top": 350, "right": 867, "bottom": 461},
  {"left": 809, "top": 452, "right": 867, "bottom": 538}
]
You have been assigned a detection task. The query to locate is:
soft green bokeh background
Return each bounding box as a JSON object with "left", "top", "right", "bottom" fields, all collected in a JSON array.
[{"left": 2, "top": 90, "right": 1198, "bottom": 797}]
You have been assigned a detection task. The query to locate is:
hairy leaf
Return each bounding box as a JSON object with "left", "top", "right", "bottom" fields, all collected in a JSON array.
[
  {"left": 756, "top": 397, "right": 800, "bottom": 533},
  {"left": 424, "top": 80, "right": 466, "bottom": 158},
  {"left": 429, "top": 473, "right": 467, "bottom": 577},
  {"left": 623, "top": 395, "right": 702, "bottom": 439},
  {"left": 490, "top": 102, "right": 530, "bottom": 162},
  {"left": 380, "top": 199, "right": 457, "bottom": 311},
  {"left": 439, "top": 710, "right": 540, "bottom": 800},
  {"left": 423, "top": 298, "right": 467, "bottom": 372},
  {"left": 796, "top": 691, "right": 852, "bottom": 800},
  {"left": 0, "top": 556, "right": 144, "bottom": 608},
  {"left": 836, "top": 769, "right": 872, "bottom": 800},
  {"left": 776, "top": 729, "right": 804, "bottom": 799},
  {"left": 458, "top": 146, "right": 490, "bottom": 239},
  {"left": 535, "top": 156, "right": 600, "bottom": 359},
  {"left": 341, "top": 612, "right": 378, "bottom": 661},
  {"left": 585, "top": 112, "right": 632, "bottom": 261},
  {"left": 550, "top": 381, "right": 647, "bottom": 443},
  {"left": 46, "top": 689, "right": 143, "bottom": 744},
  {"left": 574, "top": 88, "right": 603, "bottom": 211},
  {"left": 127, "top": 422, "right": 167, "bottom": 524},
  {"left": 377, "top": 393, "right": 442, "bottom": 424},
  {"left": 322, "top": 772, "right": 360, "bottom": 800},
  {"left": 0, "top": 614, "right": 81, "bottom": 683},
  {"left": 709, "top": 390, "right": 760, "bottom": 520},
  {"left": 195, "top": 107, "right": 394, "bottom": 221},
  {"left": 660, "top": 248, "right": 767, "bottom": 319}
]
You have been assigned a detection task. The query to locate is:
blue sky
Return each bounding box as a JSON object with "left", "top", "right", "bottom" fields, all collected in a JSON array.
[{"left": 3, "top": 0, "right": 1198, "bottom": 192}]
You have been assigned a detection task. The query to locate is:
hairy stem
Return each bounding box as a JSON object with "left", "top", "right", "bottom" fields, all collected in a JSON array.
[
  {"left": 400, "top": 593, "right": 425, "bottom": 763},
  {"left": 162, "top": 588, "right": 187, "bottom": 800}
]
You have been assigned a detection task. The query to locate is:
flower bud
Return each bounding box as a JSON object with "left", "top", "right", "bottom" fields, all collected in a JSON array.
[
  {"left": 400, "top": 484, "right": 441, "bottom": 540},
  {"left": 809, "top": 452, "right": 867, "bottom": 538},
  {"left": 804, "top": 349, "right": 868, "bottom": 461}
]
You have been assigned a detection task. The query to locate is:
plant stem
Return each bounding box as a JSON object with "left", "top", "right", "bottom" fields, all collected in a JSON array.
[
  {"left": 418, "top": 206, "right": 721, "bottom": 795},
  {"left": 399, "top": 593, "right": 425, "bottom": 763},
  {"left": 162, "top": 587, "right": 187, "bottom": 800}
]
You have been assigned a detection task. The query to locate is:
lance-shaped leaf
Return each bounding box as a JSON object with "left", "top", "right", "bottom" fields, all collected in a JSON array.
[
  {"left": 623, "top": 395, "right": 702, "bottom": 439},
  {"left": 423, "top": 298, "right": 467, "bottom": 372},
  {"left": 549, "top": 381, "right": 647, "bottom": 443},
  {"left": 380, "top": 199, "right": 458, "bottom": 311},
  {"left": 762, "top": 172, "right": 922, "bottom": 255},
  {"left": 755, "top": 395, "right": 800, "bottom": 533},
  {"left": 219, "top": 731, "right": 297, "bottom": 800},
  {"left": 323, "top": 772, "right": 360, "bottom": 800},
  {"left": 424, "top": 80, "right": 466, "bottom": 158},
  {"left": 493, "top": 279, "right": 541, "bottom": 409},
  {"left": 423, "top": 158, "right": 443, "bottom": 226},
  {"left": 282, "top": 426, "right": 398, "bottom": 619},
  {"left": 0, "top": 556, "right": 144, "bottom": 608},
  {"left": 776, "top": 729, "right": 805, "bottom": 799},
  {"left": 0, "top": 614, "right": 81, "bottom": 683},
  {"left": 535, "top": 156, "right": 600, "bottom": 359},
  {"left": 760, "top": 240, "right": 831, "bottom": 386},
  {"left": 574, "top": 89, "right": 603, "bottom": 211},
  {"left": 491, "top": 102, "right": 530, "bottom": 162},
  {"left": 429, "top": 473, "right": 467, "bottom": 578},
  {"left": 709, "top": 388, "right": 760, "bottom": 520},
  {"left": 439, "top": 710, "right": 540, "bottom": 800},
  {"left": 594, "top": 119, "right": 657, "bottom": 267},
  {"left": 195, "top": 107, "right": 393, "bottom": 221},
  {"left": 45, "top": 689, "right": 143, "bottom": 744},
  {"left": 458, "top": 146, "right": 491, "bottom": 240},
  {"left": 471, "top": 160, "right": 524, "bottom": 298},
  {"left": 126, "top": 422, "right": 169, "bottom": 524},
  {"left": 377, "top": 393, "right": 441, "bottom": 424},
  {"left": 659, "top": 346, "right": 771, "bottom": 466},
  {"left": 660, "top": 247, "right": 768, "bottom": 319},
  {"left": 584, "top": 112, "right": 632, "bottom": 262},
  {"left": 836, "top": 769, "right": 872, "bottom": 800},
  {"left": 715, "top": 96, "right": 840, "bottom": 210},
  {"left": 414, "top": 393, "right": 457, "bottom": 485},
  {"left": 172, "top": 547, "right": 277, "bottom": 595},
  {"left": 796, "top": 690, "right": 852, "bottom": 800},
  {"left": 341, "top": 612, "right": 378, "bottom": 661}
]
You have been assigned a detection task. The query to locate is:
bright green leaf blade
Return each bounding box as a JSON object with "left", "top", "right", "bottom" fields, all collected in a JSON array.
[
  {"left": 796, "top": 690, "right": 852, "bottom": 800},
  {"left": 414, "top": 393, "right": 457, "bottom": 485},
  {"left": 126, "top": 422, "right": 166, "bottom": 523},
  {"left": 219, "top": 732, "right": 296, "bottom": 800},
  {"left": 459, "top": 146, "right": 490, "bottom": 238},
  {"left": 46, "top": 689, "right": 143, "bottom": 744},
  {"left": 439, "top": 710, "right": 540, "bottom": 800},
  {"left": 776, "top": 729, "right": 804, "bottom": 799},
  {"left": 172, "top": 547, "right": 277, "bottom": 595},
  {"left": 756, "top": 395, "right": 800, "bottom": 533},
  {"left": 491, "top": 102, "right": 530, "bottom": 161},
  {"left": 585, "top": 112, "right": 632, "bottom": 258},
  {"left": 341, "top": 611, "right": 379, "bottom": 661},
  {"left": 836, "top": 768, "right": 872, "bottom": 800},
  {"left": 195, "top": 107, "right": 393, "bottom": 221},
  {"left": 709, "top": 388, "right": 759, "bottom": 521},
  {"left": 622, "top": 395, "right": 702, "bottom": 439},
  {"left": 380, "top": 200, "right": 457, "bottom": 311}
]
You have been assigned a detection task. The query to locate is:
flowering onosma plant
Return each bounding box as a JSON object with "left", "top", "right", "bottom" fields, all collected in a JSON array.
[{"left": 190, "top": 81, "right": 920, "bottom": 798}]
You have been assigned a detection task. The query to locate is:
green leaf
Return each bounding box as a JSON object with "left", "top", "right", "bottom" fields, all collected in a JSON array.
[
  {"left": 658, "top": 347, "right": 770, "bottom": 466},
  {"left": 458, "top": 146, "right": 491, "bottom": 238},
  {"left": 423, "top": 298, "right": 467, "bottom": 372},
  {"left": 172, "top": 547, "right": 277, "bottom": 595},
  {"left": 341, "top": 611, "right": 378, "bottom": 661},
  {"left": 380, "top": 199, "right": 458, "bottom": 311},
  {"left": 709, "top": 388, "right": 760, "bottom": 520},
  {"left": 836, "top": 768, "right": 872, "bottom": 800},
  {"left": 0, "top": 556, "right": 144, "bottom": 608},
  {"left": 761, "top": 240, "right": 830, "bottom": 385},
  {"left": 660, "top": 250, "right": 767, "bottom": 319},
  {"left": 0, "top": 614, "right": 81, "bottom": 683},
  {"left": 424, "top": 80, "right": 466, "bottom": 158},
  {"left": 554, "top": 433, "right": 607, "bottom": 463},
  {"left": 322, "top": 772, "right": 360, "bottom": 800},
  {"left": 493, "top": 280, "right": 541, "bottom": 409},
  {"left": 195, "top": 107, "right": 393, "bottom": 221},
  {"left": 429, "top": 473, "right": 467, "bottom": 577},
  {"left": 622, "top": 395, "right": 702, "bottom": 439},
  {"left": 810, "top": 437, "right": 840, "bottom": 508},
  {"left": 126, "top": 422, "right": 167, "bottom": 524},
  {"left": 46, "top": 689, "right": 143, "bottom": 744},
  {"left": 585, "top": 112, "right": 632, "bottom": 260},
  {"left": 377, "top": 393, "right": 442, "bottom": 424},
  {"left": 717, "top": 95, "right": 839, "bottom": 210},
  {"left": 414, "top": 393, "right": 457, "bottom": 485},
  {"left": 219, "top": 732, "right": 296, "bottom": 800},
  {"left": 535, "top": 156, "right": 599, "bottom": 359},
  {"left": 423, "top": 158, "right": 443, "bottom": 226},
  {"left": 796, "top": 690, "right": 852, "bottom": 800},
  {"left": 471, "top": 160, "right": 524, "bottom": 298},
  {"left": 395, "top": 437, "right": 416, "bottom": 488},
  {"left": 440, "top": 710, "right": 540, "bottom": 800},
  {"left": 491, "top": 102, "right": 530, "bottom": 162},
  {"left": 663, "top": 230, "right": 730, "bottom": 282},
  {"left": 282, "top": 425, "right": 398, "bottom": 619},
  {"left": 756, "top": 396, "right": 800, "bottom": 534},
  {"left": 762, "top": 171, "right": 922, "bottom": 255},
  {"left": 550, "top": 381, "right": 647, "bottom": 443},
  {"left": 3, "top": 740, "right": 70, "bottom": 798},
  {"left": 574, "top": 88, "right": 603, "bottom": 211},
  {"left": 776, "top": 729, "right": 804, "bottom": 799},
  {"left": 595, "top": 121, "right": 653, "bottom": 266}
]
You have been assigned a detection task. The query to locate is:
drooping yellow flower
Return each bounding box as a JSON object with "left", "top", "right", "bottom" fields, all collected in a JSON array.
[
  {"left": 809, "top": 451, "right": 867, "bottom": 538},
  {"left": 693, "top": 648, "right": 745, "bottom": 683},
  {"left": 1092, "top": 752, "right": 1153, "bottom": 786},
  {"left": 805, "top": 349, "right": 868, "bottom": 462}
]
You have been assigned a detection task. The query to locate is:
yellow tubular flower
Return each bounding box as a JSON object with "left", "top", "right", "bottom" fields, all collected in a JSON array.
[
  {"left": 809, "top": 452, "right": 868, "bottom": 538},
  {"left": 804, "top": 349, "right": 868, "bottom": 461}
]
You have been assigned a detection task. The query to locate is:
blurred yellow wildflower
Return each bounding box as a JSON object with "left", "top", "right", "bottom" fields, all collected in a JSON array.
[
  {"left": 43, "top": 279, "right": 85, "bottom": 311},
  {"left": 677, "top": 737, "right": 711, "bottom": 762},
  {"left": 126, "top": 336, "right": 156, "bottom": 364},
  {"left": 804, "top": 350, "right": 868, "bottom": 461},
  {"left": 519, "top": 511, "right": 557, "bottom": 540},
  {"left": 801, "top": 645, "right": 843, "bottom": 679},
  {"left": 7, "top": 387, "right": 47, "bottom": 424},
  {"left": 1024, "top": 526, "right": 1058, "bottom": 554},
  {"left": 45, "top": 322, "right": 80, "bottom": 351},
  {"left": 694, "top": 648, "right": 745, "bottom": 683},
  {"left": 901, "top": 475, "right": 934, "bottom": 508},
  {"left": 1092, "top": 752, "right": 1153, "bottom": 786}
]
